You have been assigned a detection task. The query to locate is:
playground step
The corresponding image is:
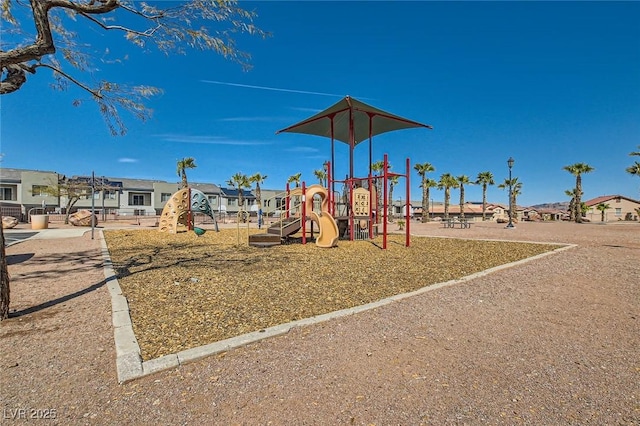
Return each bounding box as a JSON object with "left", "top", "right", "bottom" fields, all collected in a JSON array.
[
  {"left": 248, "top": 233, "right": 282, "bottom": 247},
  {"left": 249, "top": 241, "right": 282, "bottom": 248},
  {"left": 267, "top": 228, "right": 282, "bottom": 235},
  {"left": 267, "top": 217, "right": 301, "bottom": 237}
]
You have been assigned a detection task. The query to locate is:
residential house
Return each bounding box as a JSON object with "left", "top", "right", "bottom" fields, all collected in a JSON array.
[
  {"left": 535, "top": 208, "right": 567, "bottom": 221},
  {"left": 219, "top": 188, "right": 255, "bottom": 217},
  {"left": 389, "top": 200, "right": 524, "bottom": 222},
  {"left": 418, "top": 202, "right": 523, "bottom": 222},
  {"left": 0, "top": 168, "right": 237, "bottom": 221},
  {"left": 584, "top": 195, "right": 640, "bottom": 222},
  {"left": 0, "top": 168, "right": 63, "bottom": 220},
  {"left": 258, "top": 188, "right": 287, "bottom": 216},
  {"left": 391, "top": 200, "right": 421, "bottom": 219},
  {"left": 63, "top": 175, "right": 123, "bottom": 217}
]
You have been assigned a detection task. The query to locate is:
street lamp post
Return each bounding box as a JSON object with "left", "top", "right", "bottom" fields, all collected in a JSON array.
[{"left": 506, "top": 157, "right": 515, "bottom": 229}]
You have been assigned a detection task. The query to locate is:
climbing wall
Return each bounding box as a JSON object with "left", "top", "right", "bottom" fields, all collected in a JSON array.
[{"left": 159, "top": 188, "right": 191, "bottom": 233}]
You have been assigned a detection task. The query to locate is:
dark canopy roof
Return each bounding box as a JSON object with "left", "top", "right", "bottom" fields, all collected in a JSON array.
[{"left": 276, "top": 96, "right": 432, "bottom": 147}]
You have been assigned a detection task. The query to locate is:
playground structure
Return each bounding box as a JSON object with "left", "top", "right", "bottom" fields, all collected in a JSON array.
[
  {"left": 248, "top": 184, "right": 339, "bottom": 248},
  {"left": 248, "top": 155, "right": 409, "bottom": 250},
  {"left": 158, "top": 188, "right": 218, "bottom": 234},
  {"left": 277, "top": 95, "right": 431, "bottom": 249},
  {"left": 329, "top": 154, "right": 412, "bottom": 249}
]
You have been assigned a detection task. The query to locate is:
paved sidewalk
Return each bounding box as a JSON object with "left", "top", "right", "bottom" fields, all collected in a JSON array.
[
  {"left": 4, "top": 226, "right": 96, "bottom": 246},
  {"left": 3, "top": 220, "right": 151, "bottom": 245}
]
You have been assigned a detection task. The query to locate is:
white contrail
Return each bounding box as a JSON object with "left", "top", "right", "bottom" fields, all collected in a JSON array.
[{"left": 201, "top": 80, "right": 344, "bottom": 97}]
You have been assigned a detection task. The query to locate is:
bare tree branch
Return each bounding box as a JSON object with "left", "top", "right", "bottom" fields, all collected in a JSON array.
[
  {"left": 0, "top": 64, "right": 27, "bottom": 94},
  {"left": 0, "top": 0, "right": 268, "bottom": 132},
  {"left": 37, "top": 62, "right": 101, "bottom": 98},
  {"left": 77, "top": 10, "right": 161, "bottom": 38}
]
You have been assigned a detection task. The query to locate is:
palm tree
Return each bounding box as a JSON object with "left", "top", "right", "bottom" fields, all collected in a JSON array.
[
  {"left": 371, "top": 160, "right": 385, "bottom": 222},
  {"left": 498, "top": 177, "right": 522, "bottom": 223},
  {"left": 176, "top": 157, "right": 197, "bottom": 189},
  {"left": 438, "top": 173, "right": 459, "bottom": 219},
  {"left": 286, "top": 173, "right": 302, "bottom": 215},
  {"left": 626, "top": 161, "right": 640, "bottom": 178},
  {"left": 563, "top": 163, "right": 595, "bottom": 223},
  {"left": 414, "top": 162, "right": 435, "bottom": 222},
  {"left": 564, "top": 188, "right": 578, "bottom": 221},
  {"left": 388, "top": 175, "right": 399, "bottom": 222},
  {"left": 313, "top": 169, "right": 327, "bottom": 186},
  {"left": 249, "top": 173, "right": 267, "bottom": 208},
  {"left": 513, "top": 180, "right": 523, "bottom": 211},
  {"left": 287, "top": 173, "right": 301, "bottom": 187},
  {"left": 629, "top": 145, "right": 640, "bottom": 193},
  {"left": 227, "top": 172, "right": 251, "bottom": 221},
  {"left": 457, "top": 175, "right": 472, "bottom": 219},
  {"left": 422, "top": 178, "right": 438, "bottom": 221},
  {"left": 596, "top": 203, "right": 610, "bottom": 222},
  {"left": 579, "top": 201, "right": 589, "bottom": 219},
  {"left": 475, "top": 171, "right": 495, "bottom": 221}
]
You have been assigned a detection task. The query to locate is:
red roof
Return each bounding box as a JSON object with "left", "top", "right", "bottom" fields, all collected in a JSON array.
[{"left": 583, "top": 194, "right": 640, "bottom": 206}]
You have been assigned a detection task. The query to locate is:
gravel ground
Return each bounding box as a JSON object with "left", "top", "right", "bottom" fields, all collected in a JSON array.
[
  {"left": 1, "top": 220, "right": 639, "bottom": 425},
  {"left": 103, "top": 227, "right": 559, "bottom": 361}
]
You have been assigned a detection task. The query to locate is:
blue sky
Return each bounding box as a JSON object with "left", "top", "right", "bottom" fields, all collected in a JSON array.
[{"left": 2, "top": 1, "right": 639, "bottom": 206}]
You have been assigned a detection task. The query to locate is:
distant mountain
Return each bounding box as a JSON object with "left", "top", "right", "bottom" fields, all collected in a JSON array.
[{"left": 531, "top": 201, "right": 569, "bottom": 210}]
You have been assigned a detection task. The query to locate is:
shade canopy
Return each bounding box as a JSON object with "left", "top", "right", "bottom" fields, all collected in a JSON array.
[
  {"left": 277, "top": 96, "right": 432, "bottom": 182},
  {"left": 276, "top": 96, "right": 432, "bottom": 147}
]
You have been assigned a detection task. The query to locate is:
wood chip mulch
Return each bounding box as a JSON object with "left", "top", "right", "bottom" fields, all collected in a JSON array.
[{"left": 103, "top": 229, "right": 560, "bottom": 360}]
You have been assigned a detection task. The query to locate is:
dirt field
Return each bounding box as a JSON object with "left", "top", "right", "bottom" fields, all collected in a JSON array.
[{"left": 1, "top": 220, "right": 639, "bottom": 424}]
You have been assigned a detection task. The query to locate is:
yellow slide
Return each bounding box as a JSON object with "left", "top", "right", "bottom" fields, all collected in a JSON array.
[
  {"left": 309, "top": 211, "right": 339, "bottom": 248},
  {"left": 304, "top": 184, "right": 339, "bottom": 248}
]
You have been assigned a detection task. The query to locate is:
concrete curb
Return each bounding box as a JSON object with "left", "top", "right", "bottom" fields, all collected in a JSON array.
[
  {"left": 100, "top": 230, "right": 574, "bottom": 383},
  {"left": 100, "top": 232, "right": 143, "bottom": 383}
]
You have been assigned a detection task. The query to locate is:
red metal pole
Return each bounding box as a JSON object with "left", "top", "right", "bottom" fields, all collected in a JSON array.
[
  {"left": 368, "top": 172, "right": 374, "bottom": 240},
  {"left": 406, "top": 158, "right": 411, "bottom": 247},
  {"left": 330, "top": 116, "right": 336, "bottom": 213},
  {"left": 301, "top": 181, "right": 306, "bottom": 245},
  {"left": 368, "top": 113, "right": 374, "bottom": 240},
  {"left": 349, "top": 179, "right": 354, "bottom": 241},
  {"left": 349, "top": 106, "right": 354, "bottom": 181},
  {"left": 187, "top": 187, "right": 193, "bottom": 231},
  {"left": 348, "top": 103, "right": 355, "bottom": 240},
  {"left": 383, "top": 154, "right": 388, "bottom": 249},
  {"left": 327, "top": 161, "right": 333, "bottom": 216}
]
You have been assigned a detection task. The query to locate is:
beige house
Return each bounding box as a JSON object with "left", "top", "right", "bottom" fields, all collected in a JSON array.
[
  {"left": 534, "top": 208, "right": 567, "bottom": 221},
  {"left": 0, "top": 168, "right": 228, "bottom": 221},
  {"left": 398, "top": 201, "right": 524, "bottom": 222},
  {"left": 584, "top": 195, "right": 640, "bottom": 222},
  {"left": 0, "top": 169, "right": 64, "bottom": 219}
]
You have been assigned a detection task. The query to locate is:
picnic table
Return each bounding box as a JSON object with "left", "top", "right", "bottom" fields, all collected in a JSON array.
[{"left": 442, "top": 218, "right": 473, "bottom": 229}]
